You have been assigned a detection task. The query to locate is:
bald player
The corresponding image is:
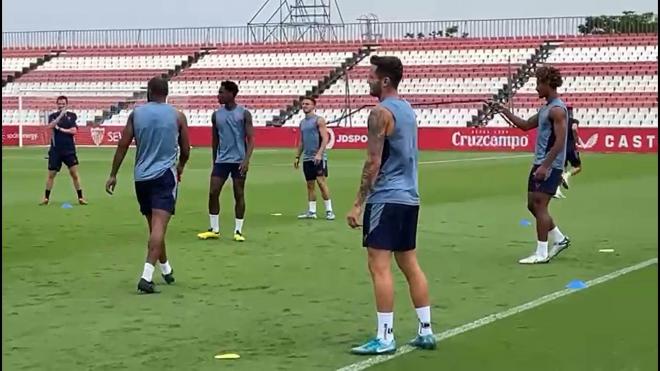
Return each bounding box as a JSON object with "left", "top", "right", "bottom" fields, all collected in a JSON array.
[{"left": 105, "top": 77, "right": 190, "bottom": 294}]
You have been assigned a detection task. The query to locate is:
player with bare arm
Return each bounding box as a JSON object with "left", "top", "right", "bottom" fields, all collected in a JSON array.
[
  {"left": 347, "top": 56, "right": 436, "bottom": 355},
  {"left": 492, "top": 66, "right": 572, "bottom": 263}
]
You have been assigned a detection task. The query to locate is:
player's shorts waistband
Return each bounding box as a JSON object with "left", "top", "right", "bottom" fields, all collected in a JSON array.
[{"left": 365, "top": 200, "right": 420, "bottom": 207}]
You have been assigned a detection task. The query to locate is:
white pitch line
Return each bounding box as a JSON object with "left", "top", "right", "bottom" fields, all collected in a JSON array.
[
  {"left": 177, "top": 153, "right": 531, "bottom": 172},
  {"left": 268, "top": 154, "right": 531, "bottom": 168},
  {"left": 336, "top": 257, "right": 658, "bottom": 371},
  {"left": 1, "top": 153, "right": 531, "bottom": 166},
  {"left": 418, "top": 154, "right": 530, "bottom": 165},
  {"left": 15, "top": 152, "right": 528, "bottom": 174}
]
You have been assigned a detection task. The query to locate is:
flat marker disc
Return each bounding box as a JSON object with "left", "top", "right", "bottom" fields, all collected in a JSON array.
[{"left": 214, "top": 353, "right": 240, "bottom": 360}]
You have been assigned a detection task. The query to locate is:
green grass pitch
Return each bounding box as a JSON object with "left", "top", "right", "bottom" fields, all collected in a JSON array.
[{"left": 2, "top": 148, "right": 657, "bottom": 370}]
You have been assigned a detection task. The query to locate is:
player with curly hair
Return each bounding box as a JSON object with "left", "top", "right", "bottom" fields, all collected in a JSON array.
[{"left": 491, "top": 66, "right": 572, "bottom": 264}]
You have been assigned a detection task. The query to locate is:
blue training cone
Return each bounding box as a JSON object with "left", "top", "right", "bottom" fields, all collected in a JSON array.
[
  {"left": 519, "top": 219, "right": 532, "bottom": 227},
  {"left": 566, "top": 280, "right": 587, "bottom": 289},
  {"left": 61, "top": 202, "right": 73, "bottom": 209}
]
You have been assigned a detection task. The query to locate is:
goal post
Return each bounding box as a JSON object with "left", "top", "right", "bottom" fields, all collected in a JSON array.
[
  {"left": 9, "top": 88, "right": 146, "bottom": 148},
  {"left": 5, "top": 88, "right": 208, "bottom": 148}
]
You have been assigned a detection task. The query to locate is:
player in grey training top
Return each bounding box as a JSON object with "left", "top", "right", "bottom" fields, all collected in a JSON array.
[
  {"left": 197, "top": 81, "right": 255, "bottom": 242},
  {"left": 105, "top": 77, "right": 190, "bottom": 294},
  {"left": 493, "top": 66, "right": 572, "bottom": 265},
  {"left": 346, "top": 56, "right": 436, "bottom": 355},
  {"left": 294, "top": 97, "right": 335, "bottom": 220}
]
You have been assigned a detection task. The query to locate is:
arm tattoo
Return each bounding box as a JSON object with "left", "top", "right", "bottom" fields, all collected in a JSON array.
[
  {"left": 355, "top": 109, "right": 388, "bottom": 206},
  {"left": 356, "top": 163, "right": 374, "bottom": 206}
]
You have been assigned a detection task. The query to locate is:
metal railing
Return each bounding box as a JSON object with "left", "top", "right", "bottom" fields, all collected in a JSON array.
[{"left": 3, "top": 15, "right": 657, "bottom": 48}]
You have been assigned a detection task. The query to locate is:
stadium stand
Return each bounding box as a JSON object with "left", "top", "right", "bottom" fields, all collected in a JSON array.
[{"left": 2, "top": 32, "right": 657, "bottom": 129}]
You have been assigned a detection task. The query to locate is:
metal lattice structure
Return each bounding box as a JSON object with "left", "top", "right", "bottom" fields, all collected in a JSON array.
[{"left": 247, "top": 0, "right": 345, "bottom": 43}]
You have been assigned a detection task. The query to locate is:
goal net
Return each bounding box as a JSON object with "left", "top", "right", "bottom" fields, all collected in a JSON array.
[{"left": 3, "top": 88, "right": 145, "bottom": 147}]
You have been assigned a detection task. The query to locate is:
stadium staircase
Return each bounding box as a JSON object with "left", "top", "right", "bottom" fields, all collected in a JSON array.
[
  {"left": 469, "top": 40, "right": 564, "bottom": 127},
  {"left": 267, "top": 44, "right": 377, "bottom": 127},
  {"left": 91, "top": 47, "right": 214, "bottom": 126},
  {"left": 1, "top": 51, "right": 62, "bottom": 88}
]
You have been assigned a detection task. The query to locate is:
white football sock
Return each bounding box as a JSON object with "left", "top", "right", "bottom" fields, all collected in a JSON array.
[
  {"left": 159, "top": 261, "right": 172, "bottom": 275},
  {"left": 209, "top": 214, "right": 219, "bottom": 233},
  {"left": 308, "top": 201, "right": 317, "bottom": 213},
  {"left": 415, "top": 306, "right": 433, "bottom": 336},
  {"left": 376, "top": 312, "right": 394, "bottom": 342},
  {"left": 235, "top": 218, "right": 244, "bottom": 233},
  {"left": 536, "top": 241, "right": 548, "bottom": 257},
  {"left": 549, "top": 226, "right": 565, "bottom": 242},
  {"left": 323, "top": 199, "right": 333, "bottom": 212},
  {"left": 141, "top": 263, "right": 155, "bottom": 282}
]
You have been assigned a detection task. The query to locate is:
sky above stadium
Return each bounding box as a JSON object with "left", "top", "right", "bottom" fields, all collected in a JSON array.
[{"left": 2, "top": 0, "right": 657, "bottom": 32}]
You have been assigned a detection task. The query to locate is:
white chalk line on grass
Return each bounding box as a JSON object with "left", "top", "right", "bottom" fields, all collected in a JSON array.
[
  {"left": 143, "top": 153, "right": 532, "bottom": 173},
  {"left": 1, "top": 153, "right": 531, "bottom": 167},
  {"left": 418, "top": 154, "right": 530, "bottom": 165},
  {"left": 337, "top": 257, "right": 658, "bottom": 371},
  {"left": 267, "top": 153, "right": 532, "bottom": 168},
  {"left": 1, "top": 153, "right": 532, "bottom": 176}
]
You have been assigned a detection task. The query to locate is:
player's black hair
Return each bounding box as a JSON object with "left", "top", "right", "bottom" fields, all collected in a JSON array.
[
  {"left": 535, "top": 66, "right": 563, "bottom": 89},
  {"left": 302, "top": 96, "right": 317, "bottom": 105},
  {"left": 56, "top": 95, "right": 68, "bottom": 103},
  {"left": 147, "top": 77, "right": 169, "bottom": 96},
  {"left": 370, "top": 55, "right": 404, "bottom": 89},
  {"left": 221, "top": 80, "right": 239, "bottom": 97}
]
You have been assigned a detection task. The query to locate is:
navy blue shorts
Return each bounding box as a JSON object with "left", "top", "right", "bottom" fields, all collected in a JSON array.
[
  {"left": 362, "top": 203, "right": 419, "bottom": 251},
  {"left": 528, "top": 165, "right": 563, "bottom": 195},
  {"left": 48, "top": 150, "right": 78, "bottom": 172},
  {"left": 212, "top": 162, "right": 246, "bottom": 180},
  {"left": 303, "top": 160, "right": 328, "bottom": 181},
  {"left": 565, "top": 147, "right": 582, "bottom": 168},
  {"left": 134, "top": 169, "right": 178, "bottom": 215}
]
